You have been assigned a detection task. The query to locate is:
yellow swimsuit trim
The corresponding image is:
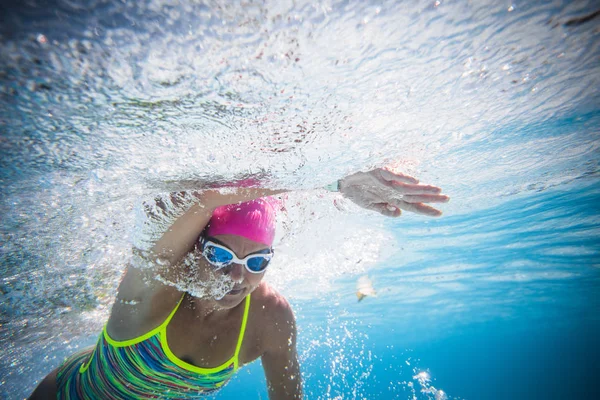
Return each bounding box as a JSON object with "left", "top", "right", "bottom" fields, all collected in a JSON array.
[{"left": 101, "top": 294, "right": 251, "bottom": 374}]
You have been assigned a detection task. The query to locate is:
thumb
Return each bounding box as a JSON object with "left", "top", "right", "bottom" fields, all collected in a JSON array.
[{"left": 367, "top": 203, "right": 402, "bottom": 217}]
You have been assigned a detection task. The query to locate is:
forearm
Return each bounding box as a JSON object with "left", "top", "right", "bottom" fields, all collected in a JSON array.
[{"left": 195, "top": 187, "right": 286, "bottom": 210}]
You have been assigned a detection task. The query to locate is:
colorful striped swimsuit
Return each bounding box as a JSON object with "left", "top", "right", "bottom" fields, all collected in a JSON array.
[{"left": 56, "top": 294, "right": 251, "bottom": 399}]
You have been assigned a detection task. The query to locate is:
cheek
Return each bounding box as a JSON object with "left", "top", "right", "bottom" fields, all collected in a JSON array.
[{"left": 192, "top": 254, "right": 216, "bottom": 279}]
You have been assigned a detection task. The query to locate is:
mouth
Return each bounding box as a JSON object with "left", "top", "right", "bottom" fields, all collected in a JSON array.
[{"left": 226, "top": 287, "right": 244, "bottom": 296}]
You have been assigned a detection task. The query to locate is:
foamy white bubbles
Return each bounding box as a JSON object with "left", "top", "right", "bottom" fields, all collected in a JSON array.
[
  {"left": 408, "top": 370, "right": 449, "bottom": 400},
  {"left": 140, "top": 251, "right": 235, "bottom": 301}
]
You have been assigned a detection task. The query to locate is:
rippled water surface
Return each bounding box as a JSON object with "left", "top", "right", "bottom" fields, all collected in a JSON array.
[{"left": 1, "top": 1, "right": 599, "bottom": 399}]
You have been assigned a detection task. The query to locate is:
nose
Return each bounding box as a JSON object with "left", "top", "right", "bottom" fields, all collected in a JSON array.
[{"left": 224, "top": 262, "right": 244, "bottom": 283}]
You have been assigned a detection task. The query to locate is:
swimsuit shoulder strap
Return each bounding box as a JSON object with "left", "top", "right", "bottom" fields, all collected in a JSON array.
[
  {"left": 104, "top": 293, "right": 186, "bottom": 347},
  {"left": 233, "top": 294, "right": 251, "bottom": 368},
  {"left": 160, "top": 293, "right": 186, "bottom": 331}
]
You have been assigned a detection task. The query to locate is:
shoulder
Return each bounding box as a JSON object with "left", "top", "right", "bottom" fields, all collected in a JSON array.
[
  {"left": 251, "top": 282, "right": 295, "bottom": 321},
  {"left": 250, "top": 282, "right": 297, "bottom": 345}
]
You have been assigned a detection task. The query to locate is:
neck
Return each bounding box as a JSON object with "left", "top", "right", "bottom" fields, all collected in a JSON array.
[{"left": 188, "top": 294, "right": 238, "bottom": 321}]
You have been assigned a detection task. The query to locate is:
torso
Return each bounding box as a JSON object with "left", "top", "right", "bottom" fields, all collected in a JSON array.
[
  {"left": 107, "top": 280, "right": 281, "bottom": 370},
  {"left": 166, "top": 290, "right": 267, "bottom": 368}
]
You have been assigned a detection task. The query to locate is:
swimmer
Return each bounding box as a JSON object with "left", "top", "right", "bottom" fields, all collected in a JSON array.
[{"left": 29, "top": 167, "right": 448, "bottom": 399}]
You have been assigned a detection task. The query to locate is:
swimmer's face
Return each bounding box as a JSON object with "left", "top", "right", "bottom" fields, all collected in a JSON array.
[{"left": 198, "top": 234, "right": 270, "bottom": 309}]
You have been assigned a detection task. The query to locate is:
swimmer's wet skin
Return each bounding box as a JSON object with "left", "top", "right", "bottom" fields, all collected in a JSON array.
[{"left": 29, "top": 168, "right": 448, "bottom": 399}]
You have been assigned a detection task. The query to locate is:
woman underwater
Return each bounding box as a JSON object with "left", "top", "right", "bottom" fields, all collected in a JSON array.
[{"left": 29, "top": 167, "right": 448, "bottom": 399}]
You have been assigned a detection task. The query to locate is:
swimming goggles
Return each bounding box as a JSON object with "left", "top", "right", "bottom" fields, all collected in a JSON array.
[{"left": 199, "top": 237, "right": 273, "bottom": 273}]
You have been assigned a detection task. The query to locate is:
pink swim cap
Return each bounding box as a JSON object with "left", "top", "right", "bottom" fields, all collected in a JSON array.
[{"left": 206, "top": 198, "right": 276, "bottom": 246}]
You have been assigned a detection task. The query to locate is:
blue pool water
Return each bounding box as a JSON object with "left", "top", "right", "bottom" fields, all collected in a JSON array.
[{"left": 1, "top": 1, "right": 599, "bottom": 399}]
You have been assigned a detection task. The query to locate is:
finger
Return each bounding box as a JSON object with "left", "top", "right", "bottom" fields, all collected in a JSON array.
[
  {"left": 379, "top": 168, "right": 419, "bottom": 184},
  {"left": 366, "top": 202, "right": 402, "bottom": 217},
  {"left": 401, "top": 194, "right": 450, "bottom": 203},
  {"left": 391, "top": 199, "right": 443, "bottom": 217},
  {"left": 392, "top": 182, "right": 442, "bottom": 195}
]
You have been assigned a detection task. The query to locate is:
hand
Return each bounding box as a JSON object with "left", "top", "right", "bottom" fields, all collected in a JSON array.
[{"left": 339, "top": 168, "right": 449, "bottom": 217}]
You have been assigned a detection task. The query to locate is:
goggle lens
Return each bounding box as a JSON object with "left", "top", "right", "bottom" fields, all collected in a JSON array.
[
  {"left": 205, "top": 245, "right": 234, "bottom": 267},
  {"left": 246, "top": 256, "right": 269, "bottom": 272}
]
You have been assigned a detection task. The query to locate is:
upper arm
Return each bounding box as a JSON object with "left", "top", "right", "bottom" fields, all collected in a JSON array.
[
  {"left": 107, "top": 192, "right": 201, "bottom": 339},
  {"left": 106, "top": 264, "right": 182, "bottom": 340},
  {"left": 261, "top": 299, "right": 303, "bottom": 400}
]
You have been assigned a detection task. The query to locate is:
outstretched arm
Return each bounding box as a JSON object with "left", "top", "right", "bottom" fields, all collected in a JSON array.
[
  {"left": 121, "top": 168, "right": 448, "bottom": 296},
  {"left": 140, "top": 166, "right": 447, "bottom": 273}
]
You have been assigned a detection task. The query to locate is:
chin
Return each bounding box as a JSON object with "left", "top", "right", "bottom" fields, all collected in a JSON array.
[{"left": 215, "top": 289, "right": 247, "bottom": 308}]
